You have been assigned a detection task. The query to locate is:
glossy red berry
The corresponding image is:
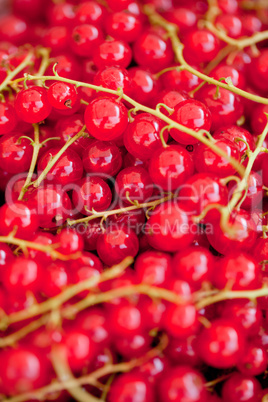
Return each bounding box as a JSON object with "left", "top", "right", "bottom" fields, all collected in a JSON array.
[
  {"left": 72, "top": 176, "right": 112, "bottom": 215},
  {"left": 38, "top": 147, "right": 83, "bottom": 185},
  {"left": 74, "top": 1, "right": 107, "bottom": 27},
  {"left": 105, "top": 11, "right": 142, "bottom": 43},
  {"left": 237, "top": 342, "right": 267, "bottom": 376},
  {"left": 15, "top": 86, "right": 52, "bottom": 123},
  {"left": 0, "top": 347, "right": 49, "bottom": 396},
  {"left": 160, "top": 66, "right": 202, "bottom": 93},
  {"left": 216, "top": 14, "right": 242, "bottom": 38},
  {"left": 124, "top": 113, "right": 166, "bottom": 160},
  {"left": 221, "top": 373, "right": 262, "bottom": 402},
  {"left": 170, "top": 99, "right": 212, "bottom": 145},
  {"left": 83, "top": 140, "right": 122, "bottom": 177},
  {"left": 134, "top": 250, "right": 172, "bottom": 287},
  {"left": 158, "top": 366, "right": 207, "bottom": 402},
  {"left": 77, "top": 307, "right": 109, "bottom": 349},
  {"left": 57, "top": 329, "right": 96, "bottom": 372},
  {"left": 84, "top": 96, "right": 128, "bottom": 141},
  {"left": 211, "top": 64, "right": 245, "bottom": 89},
  {"left": 128, "top": 67, "right": 161, "bottom": 106},
  {"left": 108, "top": 302, "right": 144, "bottom": 336},
  {"left": 213, "top": 125, "right": 255, "bottom": 157},
  {"left": 153, "top": 89, "right": 189, "bottom": 115},
  {"left": 0, "top": 132, "right": 33, "bottom": 174},
  {"left": 133, "top": 31, "right": 173, "bottom": 73},
  {"left": 3, "top": 257, "right": 43, "bottom": 296},
  {"left": 97, "top": 226, "right": 139, "bottom": 266},
  {"left": 93, "top": 38, "right": 132, "bottom": 69},
  {"left": 0, "top": 201, "right": 39, "bottom": 238},
  {"left": 221, "top": 300, "right": 262, "bottom": 336},
  {"left": 164, "top": 303, "right": 200, "bottom": 338},
  {"left": 183, "top": 29, "right": 220, "bottom": 64},
  {"left": 29, "top": 185, "right": 72, "bottom": 228},
  {"left": 179, "top": 173, "right": 229, "bottom": 217},
  {"left": 196, "top": 86, "right": 243, "bottom": 130},
  {"left": 56, "top": 228, "right": 84, "bottom": 255},
  {"left": 0, "top": 103, "right": 17, "bottom": 135},
  {"left": 42, "top": 261, "right": 69, "bottom": 298},
  {"left": 197, "top": 319, "right": 245, "bottom": 368},
  {"left": 93, "top": 66, "right": 132, "bottom": 95},
  {"left": 145, "top": 201, "right": 196, "bottom": 252},
  {"left": 71, "top": 24, "right": 103, "bottom": 57},
  {"left": 213, "top": 253, "right": 261, "bottom": 290},
  {"left": 115, "top": 166, "right": 153, "bottom": 205},
  {"left": 149, "top": 145, "right": 194, "bottom": 191},
  {"left": 206, "top": 209, "right": 257, "bottom": 255},
  {"left": 195, "top": 138, "right": 241, "bottom": 177},
  {"left": 47, "top": 82, "right": 77, "bottom": 110},
  {"left": 108, "top": 372, "right": 154, "bottom": 402},
  {"left": 173, "top": 247, "right": 214, "bottom": 289}
]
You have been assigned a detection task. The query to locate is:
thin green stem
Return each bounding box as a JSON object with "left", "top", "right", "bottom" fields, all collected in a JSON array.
[
  {"left": 0, "top": 51, "right": 34, "bottom": 93},
  {"left": 18, "top": 124, "right": 41, "bottom": 200}
]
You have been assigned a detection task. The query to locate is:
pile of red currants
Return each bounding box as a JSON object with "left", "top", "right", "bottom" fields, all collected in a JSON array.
[{"left": 0, "top": 0, "right": 268, "bottom": 401}]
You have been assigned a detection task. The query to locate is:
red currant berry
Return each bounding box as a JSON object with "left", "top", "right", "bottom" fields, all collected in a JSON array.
[
  {"left": 3, "top": 257, "right": 43, "bottom": 296},
  {"left": 153, "top": 89, "right": 189, "bottom": 115},
  {"left": 42, "top": 261, "right": 69, "bottom": 298},
  {"left": 108, "top": 372, "right": 154, "bottom": 402},
  {"left": 72, "top": 176, "right": 112, "bottom": 214},
  {"left": 128, "top": 67, "right": 161, "bottom": 106},
  {"left": 93, "top": 38, "right": 132, "bottom": 69},
  {"left": 77, "top": 307, "right": 109, "bottom": 349},
  {"left": 74, "top": 1, "right": 107, "bottom": 27},
  {"left": 42, "top": 26, "right": 69, "bottom": 55},
  {"left": 161, "top": 66, "right": 202, "bottom": 93},
  {"left": 194, "top": 138, "right": 241, "bottom": 177},
  {"left": 213, "top": 125, "right": 255, "bottom": 157},
  {"left": 97, "top": 226, "right": 139, "bottom": 266},
  {"left": 47, "top": 82, "right": 77, "bottom": 110},
  {"left": 56, "top": 228, "right": 84, "bottom": 255},
  {"left": 15, "top": 86, "right": 52, "bottom": 123},
  {"left": 196, "top": 86, "right": 243, "bottom": 130},
  {"left": 221, "top": 300, "right": 262, "bottom": 336},
  {"left": 237, "top": 342, "right": 267, "bottom": 376},
  {"left": 170, "top": 99, "right": 212, "bottom": 145},
  {"left": 105, "top": 11, "right": 142, "bottom": 43},
  {"left": 164, "top": 8, "right": 197, "bottom": 33},
  {"left": 93, "top": 66, "right": 132, "bottom": 95},
  {"left": 38, "top": 147, "right": 83, "bottom": 185},
  {"left": 158, "top": 366, "right": 207, "bottom": 402},
  {"left": 0, "top": 102, "right": 17, "bottom": 135},
  {"left": 216, "top": 14, "right": 242, "bottom": 38},
  {"left": 221, "top": 373, "right": 261, "bottom": 402},
  {"left": 164, "top": 303, "right": 200, "bottom": 338},
  {"left": 115, "top": 166, "right": 153, "bottom": 205},
  {"left": 183, "top": 29, "right": 220, "bottom": 64},
  {"left": 84, "top": 96, "right": 128, "bottom": 141},
  {"left": 133, "top": 31, "right": 173, "bottom": 73},
  {"left": 29, "top": 184, "right": 72, "bottom": 228},
  {"left": 173, "top": 247, "right": 214, "bottom": 289},
  {"left": 0, "top": 132, "right": 33, "bottom": 174},
  {"left": 71, "top": 24, "right": 103, "bottom": 57},
  {"left": 0, "top": 201, "right": 39, "bottom": 238},
  {"left": 179, "top": 173, "right": 229, "bottom": 217},
  {"left": 83, "top": 140, "right": 122, "bottom": 177},
  {"left": 149, "top": 145, "right": 194, "bottom": 191},
  {"left": 0, "top": 347, "right": 49, "bottom": 396},
  {"left": 206, "top": 209, "right": 257, "bottom": 255},
  {"left": 197, "top": 319, "right": 245, "bottom": 368},
  {"left": 134, "top": 250, "right": 172, "bottom": 287},
  {"left": 124, "top": 113, "right": 167, "bottom": 160},
  {"left": 145, "top": 201, "right": 196, "bottom": 252},
  {"left": 57, "top": 329, "right": 96, "bottom": 372}
]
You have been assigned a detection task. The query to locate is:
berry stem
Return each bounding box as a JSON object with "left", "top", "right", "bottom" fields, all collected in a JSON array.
[
  {"left": 51, "top": 346, "right": 101, "bottom": 402},
  {"left": 2, "top": 335, "right": 167, "bottom": 402},
  {"left": 68, "top": 195, "right": 174, "bottom": 226},
  {"left": 196, "top": 285, "right": 268, "bottom": 310},
  {"left": 21, "top": 74, "right": 245, "bottom": 175},
  {"left": 0, "top": 232, "right": 79, "bottom": 261},
  {"left": 2, "top": 257, "right": 133, "bottom": 327},
  {"left": 144, "top": 6, "right": 268, "bottom": 106},
  {"left": 31, "top": 125, "right": 86, "bottom": 188},
  {"left": 204, "top": 20, "right": 268, "bottom": 48},
  {"left": 0, "top": 51, "right": 34, "bottom": 93},
  {"left": 18, "top": 123, "right": 41, "bottom": 200}
]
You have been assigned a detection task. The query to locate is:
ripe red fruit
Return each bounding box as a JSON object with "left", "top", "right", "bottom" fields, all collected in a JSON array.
[
  {"left": 15, "top": 86, "right": 52, "bottom": 123},
  {"left": 0, "top": 201, "right": 39, "bottom": 238},
  {"left": 108, "top": 372, "right": 154, "bottom": 402},
  {"left": 170, "top": 99, "right": 212, "bottom": 145},
  {"left": 115, "top": 166, "right": 153, "bottom": 205},
  {"left": 84, "top": 96, "right": 128, "bottom": 141},
  {"left": 0, "top": 102, "right": 17, "bottom": 135},
  {"left": 47, "top": 82, "right": 77, "bottom": 110},
  {"left": 145, "top": 201, "right": 197, "bottom": 252},
  {"left": 0, "top": 132, "right": 33, "bottom": 174},
  {"left": 149, "top": 145, "right": 194, "bottom": 191},
  {"left": 83, "top": 140, "right": 122, "bottom": 177},
  {"left": 158, "top": 366, "right": 208, "bottom": 402},
  {"left": 197, "top": 319, "right": 245, "bottom": 368}
]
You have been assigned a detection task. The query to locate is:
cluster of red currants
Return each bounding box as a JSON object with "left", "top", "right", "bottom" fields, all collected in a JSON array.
[{"left": 0, "top": 0, "right": 268, "bottom": 401}]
